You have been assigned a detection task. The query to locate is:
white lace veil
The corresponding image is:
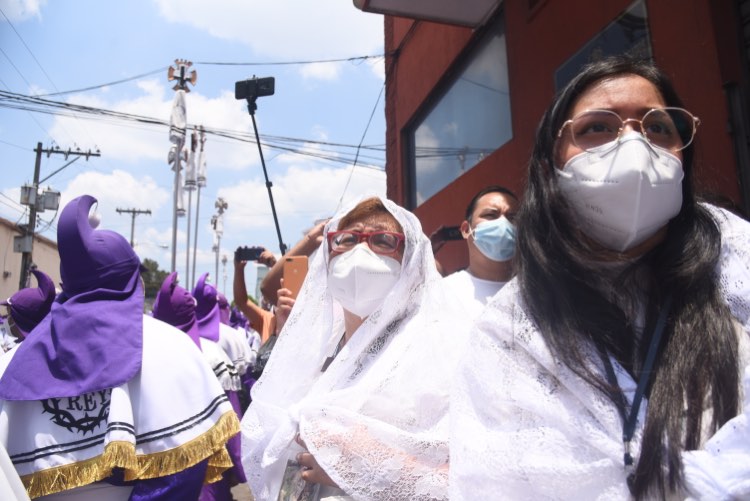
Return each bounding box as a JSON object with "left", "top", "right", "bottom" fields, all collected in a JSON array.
[
  {"left": 241, "top": 196, "right": 458, "bottom": 500},
  {"left": 449, "top": 205, "right": 750, "bottom": 500}
]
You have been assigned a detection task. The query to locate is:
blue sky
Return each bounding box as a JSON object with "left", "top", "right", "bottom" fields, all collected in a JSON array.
[{"left": 0, "top": 0, "right": 387, "bottom": 297}]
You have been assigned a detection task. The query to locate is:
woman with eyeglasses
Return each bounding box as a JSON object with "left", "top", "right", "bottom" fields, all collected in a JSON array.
[
  {"left": 451, "top": 56, "right": 750, "bottom": 500},
  {"left": 241, "top": 196, "right": 458, "bottom": 500}
]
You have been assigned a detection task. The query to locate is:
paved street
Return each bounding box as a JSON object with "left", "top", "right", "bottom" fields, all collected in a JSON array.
[{"left": 231, "top": 483, "right": 254, "bottom": 501}]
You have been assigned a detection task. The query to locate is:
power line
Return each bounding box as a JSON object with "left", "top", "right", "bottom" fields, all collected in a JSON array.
[
  {"left": 18, "top": 55, "right": 390, "bottom": 98},
  {"left": 0, "top": 7, "right": 59, "bottom": 93},
  {"left": 0, "top": 77, "right": 55, "bottom": 139},
  {"left": 337, "top": 81, "right": 386, "bottom": 213},
  {"left": 195, "top": 54, "right": 389, "bottom": 66},
  {"left": 0, "top": 89, "right": 386, "bottom": 170},
  {"left": 0, "top": 138, "right": 30, "bottom": 150},
  {"left": 0, "top": 7, "right": 96, "bottom": 146},
  {"left": 35, "top": 67, "right": 169, "bottom": 98}
]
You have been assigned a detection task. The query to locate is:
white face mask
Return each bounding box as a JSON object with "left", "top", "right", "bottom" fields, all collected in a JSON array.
[
  {"left": 556, "top": 133, "right": 684, "bottom": 252},
  {"left": 327, "top": 244, "right": 402, "bottom": 318}
]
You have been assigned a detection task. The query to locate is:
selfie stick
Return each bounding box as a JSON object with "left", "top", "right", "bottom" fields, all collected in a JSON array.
[{"left": 243, "top": 96, "right": 287, "bottom": 256}]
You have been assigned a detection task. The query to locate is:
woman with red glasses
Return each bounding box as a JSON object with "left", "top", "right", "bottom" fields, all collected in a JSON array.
[
  {"left": 241, "top": 196, "right": 458, "bottom": 500},
  {"left": 451, "top": 56, "right": 750, "bottom": 500}
]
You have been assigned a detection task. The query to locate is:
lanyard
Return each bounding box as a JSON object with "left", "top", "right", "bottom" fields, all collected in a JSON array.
[
  {"left": 602, "top": 295, "right": 673, "bottom": 474},
  {"left": 321, "top": 332, "right": 347, "bottom": 372}
]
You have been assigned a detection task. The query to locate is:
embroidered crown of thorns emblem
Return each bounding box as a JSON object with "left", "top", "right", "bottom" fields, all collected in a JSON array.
[{"left": 42, "top": 388, "right": 112, "bottom": 434}]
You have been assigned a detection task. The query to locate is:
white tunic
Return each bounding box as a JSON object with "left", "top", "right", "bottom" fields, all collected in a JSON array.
[{"left": 0, "top": 315, "right": 239, "bottom": 499}]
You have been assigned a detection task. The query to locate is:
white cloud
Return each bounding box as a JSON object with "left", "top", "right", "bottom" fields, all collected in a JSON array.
[
  {"left": 0, "top": 0, "right": 45, "bottom": 21},
  {"left": 152, "top": 0, "right": 384, "bottom": 80},
  {"left": 300, "top": 62, "right": 342, "bottom": 82},
  {"left": 60, "top": 169, "right": 170, "bottom": 234},
  {"left": 220, "top": 163, "right": 386, "bottom": 233}
]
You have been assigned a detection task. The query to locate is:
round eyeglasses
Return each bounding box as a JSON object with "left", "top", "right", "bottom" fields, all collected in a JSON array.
[
  {"left": 557, "top": 107, "right": 700, "bottom": 152},
  {"left": 327, "top": 230, "right": 405, "bottom": 255}
]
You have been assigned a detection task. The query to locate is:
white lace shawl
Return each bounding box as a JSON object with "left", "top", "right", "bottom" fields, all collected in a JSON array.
[
  {"left": 241, "top": 196, "right": 461, "bottom": 501},
  {"left": 450, "top": 205, "right": 750, "bottom": 500}
]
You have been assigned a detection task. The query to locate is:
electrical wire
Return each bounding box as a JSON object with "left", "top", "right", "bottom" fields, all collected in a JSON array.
[
  {"left": 0, "top": 7, "right": 93, "bottom": 146},
  {"left": 195, "top": 54, "right": 389, "bottom": 67},
  {"left": 0, "top": 89, "right": 387, "bottom": 171},
  {"left": 35, "top": 67, "right": 169, "bottom": 98},
  {"left": 336, "top": 81, "right": 385, "bottom": 213}
]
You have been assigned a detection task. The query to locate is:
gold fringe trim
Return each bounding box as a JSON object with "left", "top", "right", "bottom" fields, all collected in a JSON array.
[
  {"left": 204, "top": 447, "right": 234, "bottom": 484},
  {"left": 23, "top": 441, "right": 136, "bottom": 499},
  {"left": 124, "top": 411, "right": 240, "bottom": 482},
  {"left": 21, "top": 410, "right": 240, "bottom": 499}
]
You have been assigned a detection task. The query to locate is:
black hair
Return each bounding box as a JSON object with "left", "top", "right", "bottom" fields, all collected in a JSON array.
[
  {"left": 516, "top": 55, "right": 740, "bottom": 499},
  {"left": 464, "top": 185, "right": 518, "bottom": 222}
]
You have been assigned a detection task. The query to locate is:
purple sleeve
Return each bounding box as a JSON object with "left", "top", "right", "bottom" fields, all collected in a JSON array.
[{"left": 225, "top": 390, "right": 247, "bottom": 484}]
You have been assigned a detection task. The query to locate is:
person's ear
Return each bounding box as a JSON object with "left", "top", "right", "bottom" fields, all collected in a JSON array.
[{"left": 460, "top": 220, "right": 471, "bottom": 240}]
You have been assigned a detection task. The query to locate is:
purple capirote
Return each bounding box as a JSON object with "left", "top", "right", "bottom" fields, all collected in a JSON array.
[
  {"left": 0, "top": 195, "right": 144, "bottom": 401},
  {"left": 229, "top": 307, "right": 247, "bottom": 329},
  {"left": 193, "top": 273, "right": 220, "bottom": 342},
  {"left": 152, "top": 272, "right": 202, "bottom": 349},
  {"left": 0, "top": 269, "right": 56, "bottom": 339},
  {"left": 217, "top": 292, "right": 231, "bottom": 326}
]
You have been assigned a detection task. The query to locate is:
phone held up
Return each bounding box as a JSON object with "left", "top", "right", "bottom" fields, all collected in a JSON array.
[
  {"left": 235, "top": 246, "right": 264, "bottom": 262},
  {"left": 282, "top": 256, "right": 309, "bottom": 299},
  {"left": 437, "top": 225, "right": 463, "bottom": 241}
]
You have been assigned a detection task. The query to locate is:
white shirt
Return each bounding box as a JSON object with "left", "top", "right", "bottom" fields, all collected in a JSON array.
[{"left": 441, "top": 269, "right": 506, "bottom": 320}]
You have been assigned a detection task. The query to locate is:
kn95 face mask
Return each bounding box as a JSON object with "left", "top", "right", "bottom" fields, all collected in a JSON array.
[
  {"left": 327, "top": 244, "right": 401, "bottom": 318},
  {"left": 556, "top": 133, "right": 683, "bottom": 252}
]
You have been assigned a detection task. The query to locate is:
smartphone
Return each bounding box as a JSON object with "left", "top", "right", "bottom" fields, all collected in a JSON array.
[
  {"left": 235, "top": 246, "right": 263, "bottom": 262},
  {"left": 282, "top": 256, "right": 309, "bottom": 299},
  {"left": 438, "top": 225, "right": 463, "bottom": 241}
]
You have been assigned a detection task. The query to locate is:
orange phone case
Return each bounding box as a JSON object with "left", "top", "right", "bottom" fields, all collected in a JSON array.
[{"left": 282, "top": 256, "right": 309, "bottom": 299}]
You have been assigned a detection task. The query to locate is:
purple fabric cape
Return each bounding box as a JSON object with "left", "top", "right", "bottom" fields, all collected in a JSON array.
[
  {"left": 152, "top": 272, "right": 202, "bottom": 349},
  {"left": 0, "top": 269, "right": 56, "bottom": 338},
  {"left": 0, "top": 195, "right": 143, "bottom": 400},
  {"left": 193, "top": 273, "right": 220, "bottom": 342}
]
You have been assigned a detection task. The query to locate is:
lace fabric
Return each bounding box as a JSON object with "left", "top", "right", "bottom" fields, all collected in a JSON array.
[
  {"left": 450, "top": 205, "right": 750, "bottom": 500},
  {"left": 241, "top": 197, "right": 461, "bottom": 501}
]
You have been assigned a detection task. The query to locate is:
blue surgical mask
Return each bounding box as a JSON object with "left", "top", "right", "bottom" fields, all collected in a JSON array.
[{"left": 470, "top": 216, "right": 516, "bottom": 262}]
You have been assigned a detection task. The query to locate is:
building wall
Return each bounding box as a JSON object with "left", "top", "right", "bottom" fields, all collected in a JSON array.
[
  {"left": 384, "top": 0, "right": 748, "bottom": 274},
  {"left": 0, "top": 217, "right": 61, "bottom": 301}
]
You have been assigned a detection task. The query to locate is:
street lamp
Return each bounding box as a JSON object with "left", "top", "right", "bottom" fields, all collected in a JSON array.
[{"left": 167, "top": 58, "right": 197, "bottom": 274}]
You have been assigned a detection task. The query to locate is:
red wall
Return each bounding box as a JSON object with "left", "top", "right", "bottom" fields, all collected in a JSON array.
[{"left": 384, "top": 0, "right": 745, "bottom": 274}]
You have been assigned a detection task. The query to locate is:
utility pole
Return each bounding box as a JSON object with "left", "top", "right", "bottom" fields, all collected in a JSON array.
[
  {"left": 116, "top": 208, "right": 152, "bottom": 247},
  {"left": 211, "top": 197, "right": 227, "bottom": 284},
  {"left": 191, "top": 126, "right": 207, "bottom": 290},
  {"left": 17, "top": 142, "right": 100, "bottom": 290}
]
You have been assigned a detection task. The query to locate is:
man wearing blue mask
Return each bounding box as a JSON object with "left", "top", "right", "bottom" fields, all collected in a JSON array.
[{"left": 442, "top": 185, "right": 519, "bottom": 319}]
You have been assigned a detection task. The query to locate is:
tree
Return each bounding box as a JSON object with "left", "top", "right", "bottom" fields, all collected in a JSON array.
[{"left": 140, "top": 258, "right": 169, "bottom": 300}]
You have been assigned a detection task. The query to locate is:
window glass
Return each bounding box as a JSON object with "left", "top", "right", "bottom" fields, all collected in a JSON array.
[
  {"left": 555, "top": 0, "right": 651, "bottom": 90},
  {"left": 409, "top": 17, "right": 511, "bottom": 207}
]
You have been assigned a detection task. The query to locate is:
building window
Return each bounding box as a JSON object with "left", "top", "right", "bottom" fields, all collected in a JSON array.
[
  {"left": 408, "top": 15, "right": 511, "bottom": 207},
  {"left": 555, "top": 0, "right": 651, "bottom": 90}
]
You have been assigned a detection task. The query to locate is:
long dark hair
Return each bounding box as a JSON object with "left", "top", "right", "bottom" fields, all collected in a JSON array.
[{"left": 516, "top": 56, "right": 740, "bottom": 499}]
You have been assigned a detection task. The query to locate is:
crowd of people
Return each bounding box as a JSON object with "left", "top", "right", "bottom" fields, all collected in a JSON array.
[{"left": 0, "top": 55, "right": 749, "bottom": 500}]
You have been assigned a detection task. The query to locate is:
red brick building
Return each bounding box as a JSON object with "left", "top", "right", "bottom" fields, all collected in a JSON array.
[{"left": 357, "top": 0, "right": 750, "bottom": 274}]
